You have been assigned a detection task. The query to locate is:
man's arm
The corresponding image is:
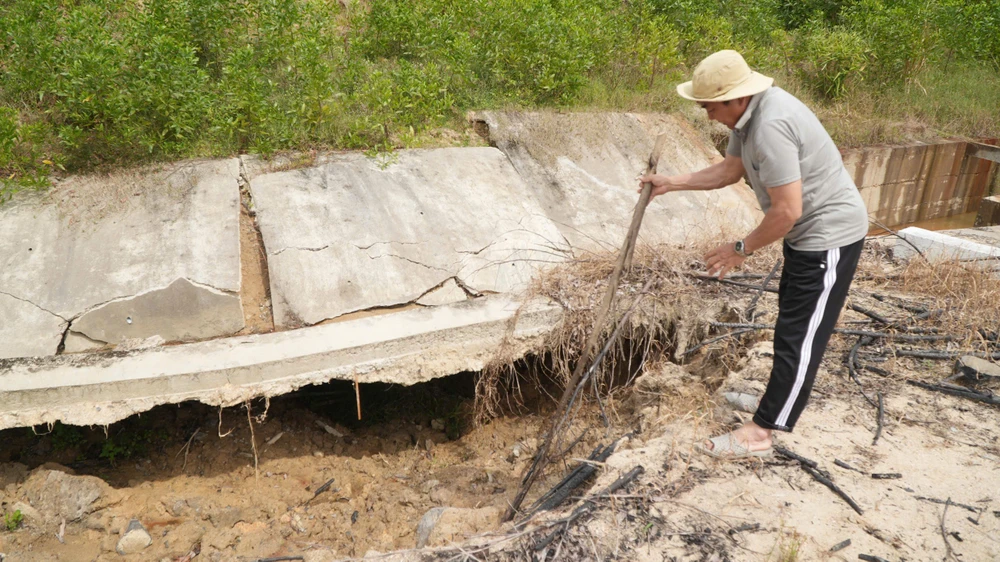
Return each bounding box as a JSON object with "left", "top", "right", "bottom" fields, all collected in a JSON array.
[
  {"left": 742, "top": 180, "right": 803, "bottom": 254},
  {"left": 639, "top": 154, "right": 745, "bottom": 200},
  {"left": 704, "top": 179, "right": 802, "bottom": 279}
]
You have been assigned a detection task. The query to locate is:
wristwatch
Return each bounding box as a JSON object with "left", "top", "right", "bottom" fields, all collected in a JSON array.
[{"left": 734, "top": 240, "right": 752, "bottom": 257}]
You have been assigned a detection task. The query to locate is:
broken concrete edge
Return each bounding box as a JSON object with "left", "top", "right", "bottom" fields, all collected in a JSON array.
[
  {"left": 893, "top": 226, "right": 1000, "bottom": 262},
  {"left": 0, "top": 296, "right": 562, "bottom": 430}
]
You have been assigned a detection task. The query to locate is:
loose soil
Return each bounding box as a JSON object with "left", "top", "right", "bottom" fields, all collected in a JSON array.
[{"left": 236, "top": 186, "right": 275, "bottom": 336}]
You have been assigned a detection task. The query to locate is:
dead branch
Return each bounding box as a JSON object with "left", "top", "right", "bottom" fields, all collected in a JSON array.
[
  {"left": 744, "top": 259, "right": 781, "bottom": 321},
  {"left": 775, "top": 446, "right": 863, "bottom": 515},
  {"left": 802, "top": 465, "right": 864, "bottom": 515},
  {"left": 504, "top": 136, "right": 665, "bottom": 522},
  {"left": 873, "top": 392, "right": 885, "bottom": 446},
  {"left": 940, "top": 498, "right": 960, "bottom": 562},
  {"left": 914, "top": 495, "right": 980, "bottom": 514},
  {"left": 829, "top": 539, "right": 851, "bottom": 552},
  {"left": 533, "top": 466, "right": 645, "bottom": 552},
  {"left": 682, "top": 327, "right": 758, "bottom": 358},
  {"left": 773, "top": 446, "right": 819, "bottom": 469},
  {"left": 906, "top": 380, "right": 1000, "bottom": 407}
]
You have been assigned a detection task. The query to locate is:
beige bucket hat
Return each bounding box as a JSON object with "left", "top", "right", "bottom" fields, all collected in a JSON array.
[{"left": 677, "top": 50, "right": 773, "bottom": 102}]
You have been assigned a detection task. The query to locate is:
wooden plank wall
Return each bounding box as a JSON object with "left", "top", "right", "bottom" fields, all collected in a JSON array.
[{"left": 841, "top": 140, "right": 999, "bottom": 228}]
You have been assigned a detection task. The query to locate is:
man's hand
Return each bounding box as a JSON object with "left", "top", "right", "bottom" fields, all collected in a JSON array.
[
  {"left": 705, "top": 242, "right": 746, "bottom": 279},
  {"left": 638, "top": 173, "right": 682, "bottom": 200}
]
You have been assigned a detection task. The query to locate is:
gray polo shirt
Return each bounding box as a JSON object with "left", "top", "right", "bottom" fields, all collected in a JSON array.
[{"left": 727, "top": 87, "right": 868, "bottom": 251}]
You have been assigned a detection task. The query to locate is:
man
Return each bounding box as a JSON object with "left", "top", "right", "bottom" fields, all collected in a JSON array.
[{"left": 640, "top": 50, "right": 869, "bottom": 458}]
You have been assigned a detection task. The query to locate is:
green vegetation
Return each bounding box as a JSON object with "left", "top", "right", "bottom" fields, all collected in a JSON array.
[
  {"left": 2, "top": 0, "right": 999, "bottom": 200},
  {"left": 99, "top": 427, "right": 167, "bottom": 466},
  {"left": 4, "top": 510, "right": 23, "bottom": 532}
]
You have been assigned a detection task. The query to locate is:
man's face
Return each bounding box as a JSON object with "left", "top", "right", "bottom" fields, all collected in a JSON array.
[{"left": 699, "top": 98, "right": 749, "bottom": 129}]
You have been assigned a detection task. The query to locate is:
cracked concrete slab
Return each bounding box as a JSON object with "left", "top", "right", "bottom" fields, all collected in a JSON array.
[
  {"left": 472, "top": 111, "right": 762, "bottom": 250},
  {"left": 0, "top": 159, "right": 244, "bottom": 358},
  {"left": 0, "top": 293, "right": 67, "bottom": 359},
  {"left": 249, "top": 148, "right": 567, "bottom": 328},
  {"left": 0, "top": 296, "right": 559, "bottom": 429}
]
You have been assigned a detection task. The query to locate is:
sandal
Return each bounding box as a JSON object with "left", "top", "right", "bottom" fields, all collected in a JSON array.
[{"left": 697, "top": 432, "right": 772, "bottom": 459}]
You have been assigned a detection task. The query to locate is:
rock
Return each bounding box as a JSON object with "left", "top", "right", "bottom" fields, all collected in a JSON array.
[
  {"left": 169, "top": 500, "right": 187, "bottom": 517},
  {"left": 422, "top": 506, "right": 502, "bottom": 548},
  {"left": 430, "top": 419, "right": 446, "bottom": 431},
  {"left": 208, "top": 506, "right": 244, "bottom": 530},
  {"left": 116, "top": 519, "right": 152, "bottom": 555},
  {"left": 956, "top": 355, "right": 1000, "bottom": 382},
  {"left": 290, "top": 513, "right": 309, "bottom": 534},
  {"left": 22, "top": 469, "right": 116, "bottom": 524},
  {"left": 429, "top": 487, "right": 454, "bottom": 505},
  {"left": 415, "top": 507, "right": 447, "bottom": 548}
]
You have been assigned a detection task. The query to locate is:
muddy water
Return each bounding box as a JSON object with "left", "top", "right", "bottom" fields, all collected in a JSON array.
[{"left": 868, "top": 211, "right": 978, "bottom": 236}]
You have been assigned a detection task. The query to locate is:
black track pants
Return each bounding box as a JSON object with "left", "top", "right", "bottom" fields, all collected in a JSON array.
[{"left": 753, "top": 237, "right": 865, "bottom": 432}]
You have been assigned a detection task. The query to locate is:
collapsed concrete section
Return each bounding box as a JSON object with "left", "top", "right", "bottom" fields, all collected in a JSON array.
[
  {"left": 0, "top": 159, "right": 244, "bottom": 359},
  {"left": 0, "top": 297, "right": 559, "bottom": 430}
]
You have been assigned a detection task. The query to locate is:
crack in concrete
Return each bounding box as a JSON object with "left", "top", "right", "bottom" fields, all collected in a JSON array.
[
  {"left": 355, "top": 241, "right": 421, "bottom": 251},
  {"left": 367, "top": 252, "right": 450, "bottom": 272},
  {"left": 272, "top": 244, "right": 331, "bottom": 256},
  {"left": 308, "top": 275, "right": 480, "bottom": 325},
  {"left": 457, "top": 242, "right": 495, "bottom": 256},
  {"left": 0, "top": 290, "right": 69, "bottom": 322}
]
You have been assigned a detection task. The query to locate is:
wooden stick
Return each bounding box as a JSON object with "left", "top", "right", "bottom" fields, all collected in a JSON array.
[
  {"left": 533, "top": 466, "right": 645, "bottom": 551},
  {"left": 802, "top": 465, "right": 864, "bottom": 515},
  {"left": 829, "top": 539, "right": 851, "bottom": 552},
  {"left": 914, "top": 495, "right": 979, "bottom": 513},
  {"left": 504, "top": 135, "right": 666, "bottom": 522},
  {"left": 682, "top": 327, "right": 758, "bottom": 357},
  {"left": 623, "top": 135, "right": 668, "bottom": 271},
  {"left": 894, "top": 349, "right": 1000, "bottom": 361},
  {"left": 744, "top": 259, "right": 782, "bottom": 321},
  {"left": 940, "top": 498, "right": 959, "bottom": 561},
  {"left": 872, "top": 392, "right": 885, "bottom": 446},
  {"left": 847, "top": 303, "right": 892, "bottom": 325},
  {"left": 354, "top": 375, "right": 361, "bottom": 421},
  {"left": 773, "top": 446, "right": 819, "bottom": 469},
  {"left": 907, "top": 379, "right": 1000, "bottom": 406}
]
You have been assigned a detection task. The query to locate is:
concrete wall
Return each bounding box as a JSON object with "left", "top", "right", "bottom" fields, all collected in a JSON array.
[{"left": 842, "top": 140, "right": 998, "bottom": 228}]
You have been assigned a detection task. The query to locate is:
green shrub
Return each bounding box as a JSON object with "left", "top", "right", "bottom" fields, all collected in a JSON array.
[
  {"left": 1, "top": 0, "right": 999, "bottom": 186},
  {"left": 842, "top": 0, "right": 939, "bottom": 85},
  {"left": 794, "top": 25, "right": 869, "bottom": 99}
]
